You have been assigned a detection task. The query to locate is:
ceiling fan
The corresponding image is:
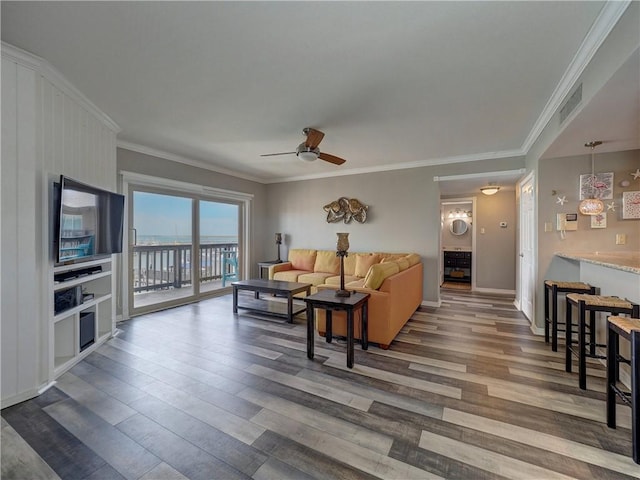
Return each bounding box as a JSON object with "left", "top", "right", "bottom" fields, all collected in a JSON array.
[{"left": 260, "top": 128, "right": 346, "bottom": 165}]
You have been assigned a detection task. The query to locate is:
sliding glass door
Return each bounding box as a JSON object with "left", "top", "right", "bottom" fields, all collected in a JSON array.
[
  {"left": 128, "top": 186, "right": 241, "bottom": 316},
  {"left": 199, "top": 200, "right": 239, "bottom": 294}
]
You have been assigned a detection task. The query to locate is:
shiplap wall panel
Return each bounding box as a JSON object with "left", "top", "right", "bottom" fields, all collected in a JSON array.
[
  {"left": 1, "top": 58, "right": 20, "bottom": 398},
  {"left": 1, "top": 58, "right": 39, "bottom": 403},
  {"left": 2, "top": 44, "right": 118, "bottom": 407}
]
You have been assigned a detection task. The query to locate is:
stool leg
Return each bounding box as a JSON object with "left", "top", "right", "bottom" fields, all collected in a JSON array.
[
  {"left": 544, "top": 284, "right": 550, "bottom": 344},
  {"left": 606, "top": 324, "right": 617, "bottom": 429},
  {"left": 578, "top": 301, "right": 587, "bottom": 390},
  {"left": 589, "top": 310, "right": 596, "bottom": 357},
  {"left": 632, "top": 330, "right": 639, "bottom": 464},
  {"left": 566, "top": 299, "right": 573, "bottom": 373},
  {"left": 552, "top": 285, "right": 559, "bottom": 352}
]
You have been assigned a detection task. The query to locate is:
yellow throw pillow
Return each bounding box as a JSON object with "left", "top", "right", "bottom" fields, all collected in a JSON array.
[
  {"left": 289, "top": 249, "right": 317, "bottom": 271},
  {"left": 405, "top": 253, "right": 421, "bottom": 266},
  {"left": 381, "top": 253, "right": 405, "bottom": 262},
  {"left": 395, "top": 258, "right": 410, "bottom": 271},
  {"left": 314, "top": 250, "right": 340, "bottom": 274},
  {"left": 363, "top": 262, "right": 400, "bottom": 290},
  {"left": 355, "top": 253, "right": 381, "bottom": 277}
]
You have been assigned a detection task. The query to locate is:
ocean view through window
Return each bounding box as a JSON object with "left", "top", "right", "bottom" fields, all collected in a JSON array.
[{"left": 130, "top": 190, "right": 239, "bottom": 313}]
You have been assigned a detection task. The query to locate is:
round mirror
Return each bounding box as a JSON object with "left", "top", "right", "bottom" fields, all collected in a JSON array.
[{"left": 450, "top": 219, "right": 468, "bottom": 235}]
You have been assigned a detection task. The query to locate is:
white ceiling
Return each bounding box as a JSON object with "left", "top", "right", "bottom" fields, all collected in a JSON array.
[{"left": 2, "top": 1, "right": 637, "bottom": 187}]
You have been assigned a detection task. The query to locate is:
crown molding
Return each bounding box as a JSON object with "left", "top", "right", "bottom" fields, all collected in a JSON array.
[
  {"left": 433, "top": 168, "right": 526, "bottom": 183},
  {"left": 520, "top": 0, "right": 631, "bottom": 153},
  {"left": 117, "top": 141, "right": 265, "bottom": 184},
  {"left": 2, "top": 41, "right": 120, "bottom": 133},
  {"left": 265, "top": 149, "right": 525, "bottom": 184}
]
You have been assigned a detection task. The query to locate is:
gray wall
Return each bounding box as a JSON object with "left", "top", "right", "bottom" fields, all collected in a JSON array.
[
  {"left": 536, "top": 149, "right": 640, "bottom": 327},
  {"left": 475, "top": 191, "right": 517, "bottom": 290},
  {"left": 267, "top": 156, "right": 525, "bottom": 305},
  {"left": 117, "top": 148, "right": 269, "bottom": 275}
]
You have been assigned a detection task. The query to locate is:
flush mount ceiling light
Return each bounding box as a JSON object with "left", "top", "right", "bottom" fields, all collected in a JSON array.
[
  {"left": 296, "top": 144, "right": 320, "bottom": 162},
  {"left": 578, "top": 141, "right": 605, "bottom": 215},
  {"left": 480, "top": 184, "right": 500, "bottom": 196}
]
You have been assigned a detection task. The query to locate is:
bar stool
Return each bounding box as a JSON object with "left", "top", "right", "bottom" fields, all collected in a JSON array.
[
  {"left": 565, "top": 294, "right": 639, "bottom": 390},
  {"left": 606, "top": 316, "right": 640, "bottom": 464},
  {"left": 544, "top": 280, "right": 595, "bottom": 351}
]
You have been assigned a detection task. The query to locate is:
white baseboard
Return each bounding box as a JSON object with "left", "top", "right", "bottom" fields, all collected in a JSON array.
[
  {"left": 421, "top": 299, "right": 441, "bottom": 308},
  {"left": 473, "top": 287, "right": 517, "bottom": 295}
]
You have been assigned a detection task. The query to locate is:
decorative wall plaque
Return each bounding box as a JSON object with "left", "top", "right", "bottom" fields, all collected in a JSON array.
[{"left": 323, "top": 197, "right": 368, "bottom": 224}]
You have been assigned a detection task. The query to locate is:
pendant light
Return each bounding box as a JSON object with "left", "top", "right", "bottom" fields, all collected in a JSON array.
[{"left": 578, "top": 141, "right": 604, "bottom": 215}]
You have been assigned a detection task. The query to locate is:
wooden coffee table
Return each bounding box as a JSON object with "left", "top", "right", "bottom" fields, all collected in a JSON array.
[{"left": 232, "top": 279, "right": 311, "bottom": 323}]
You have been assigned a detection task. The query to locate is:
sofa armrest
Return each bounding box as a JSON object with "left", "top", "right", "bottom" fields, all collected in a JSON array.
[{"left": 269, "top": 262, "right": 292, "bottom": 279}]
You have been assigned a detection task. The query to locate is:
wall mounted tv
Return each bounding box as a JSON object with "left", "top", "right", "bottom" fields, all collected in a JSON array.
[{"left": 54, "top": 175, "right": 125, "bottom": 266}]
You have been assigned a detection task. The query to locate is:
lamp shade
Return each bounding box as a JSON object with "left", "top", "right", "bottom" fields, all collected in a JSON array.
[
  {"left": 578, "top": 198, "right": 604, "bottom": 215},
  {"left": 336, "top": 232, "right": 349, "bottom": 252},
  {"left": 480, "top": 186, "right": 500, "bottom": 196}
]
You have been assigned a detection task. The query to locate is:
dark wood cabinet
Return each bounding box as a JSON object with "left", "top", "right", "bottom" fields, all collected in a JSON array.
[{"left": 443, "top": 251, "right": 472, "bottom": 283}]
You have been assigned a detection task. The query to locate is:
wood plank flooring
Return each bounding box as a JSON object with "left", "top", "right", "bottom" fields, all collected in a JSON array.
[{"left": 2, "top": 289, "right": 639, "bottom": 479}]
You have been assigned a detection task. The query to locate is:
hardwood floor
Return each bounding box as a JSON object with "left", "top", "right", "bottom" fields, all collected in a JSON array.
[{"left": 2, "top": 290, "right": 638, "bottom": 479}]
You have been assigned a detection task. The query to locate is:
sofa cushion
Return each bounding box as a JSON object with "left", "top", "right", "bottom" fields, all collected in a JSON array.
[
  {"left": 314, "top": 250, "right": 340, "bottom": 274},
  {"left": 383, "top": 256, "right": 410, "bottom": 271},
  {"left": 355, "top": 253, "right": 381, "bottom": 277},
  {"left": 405, "top": 253, "right": 421, "bottom": 266},
  {"left": 273, "top": 270, "right": 309, "bottom": 283},
  {"left": 363, "top": 262, "right": 400, "bottom": 290},
  {"left": 380, "top": 253, "right": 406, "bottom": 262},
  {"left": 346, "top": 279, "right": 366, "bottom": 288},
  {"left": 289, "top": 249, "right": 317, "bottom": 271},
  {"left": 298, "top": 272, "right": 335, "bottom": 287},
  {"left": 343, "top": 254, "right": 357, "bottom": 276},
  {"left": 325, "top": 275, "right": 360, "bottom": 286}
]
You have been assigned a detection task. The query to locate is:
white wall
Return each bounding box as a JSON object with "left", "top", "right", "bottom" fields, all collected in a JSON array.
[{"left": 1, "top": 43, "right": 118, "bottom": 407}]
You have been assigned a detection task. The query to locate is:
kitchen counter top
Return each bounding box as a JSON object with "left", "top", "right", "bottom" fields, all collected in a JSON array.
[{"left": 555, "top": 252, "right": 640, "bottom": 275}]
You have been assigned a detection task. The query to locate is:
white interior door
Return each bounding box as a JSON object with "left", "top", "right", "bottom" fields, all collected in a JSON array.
[{"left": 519, "top": 174, "right": 535, "bottom": 322}]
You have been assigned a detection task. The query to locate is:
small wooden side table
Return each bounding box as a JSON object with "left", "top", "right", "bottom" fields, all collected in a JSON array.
[
  {"left": 304, "top": 290, "right": 370, "bottom": 368},
  {"left": 257, "top": 260, "right": 282, "bottom": 279}
]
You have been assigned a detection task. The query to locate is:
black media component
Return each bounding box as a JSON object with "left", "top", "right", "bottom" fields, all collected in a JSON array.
[
  {"left": 54, "top": 286, "right": 83, "bottom": 314},
  {"left": 54, "top": 265, "right": 102, "bottom": 283},
  {"left": 79, "top": 311, "right": 95, "bottom": 351}
]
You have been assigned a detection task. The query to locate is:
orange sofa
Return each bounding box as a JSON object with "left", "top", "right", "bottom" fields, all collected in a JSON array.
[{"left": 269, "top": 249, "right": 423, "bottom": 348}]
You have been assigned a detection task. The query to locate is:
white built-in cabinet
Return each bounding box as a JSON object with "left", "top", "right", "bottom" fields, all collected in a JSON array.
[
  {"left": 2, "top": 42, "right": 119, "bottom": 408},
  {"left": 51, "top": 258, "right": 115, "bottom": 377}
]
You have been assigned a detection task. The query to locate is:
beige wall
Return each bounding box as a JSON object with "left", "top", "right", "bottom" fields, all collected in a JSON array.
[{"left": 535, "top": 149, "right": 640, "bottom": 327}]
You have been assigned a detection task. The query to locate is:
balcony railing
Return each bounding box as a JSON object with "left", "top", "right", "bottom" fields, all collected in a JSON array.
[{"left": 132, "top": 242, "right": 237, "bottom": 293}]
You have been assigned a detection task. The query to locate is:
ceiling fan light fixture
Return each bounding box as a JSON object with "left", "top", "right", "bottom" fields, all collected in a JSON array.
[
  {"left": 296, "top": 144, "right": 319, "bottom": 162},
  {"left": 480, "top": 186, "right": 500, "bottom": 196},
  {"left": 298, "top": 150, "right": 318, "bottom": 162}
]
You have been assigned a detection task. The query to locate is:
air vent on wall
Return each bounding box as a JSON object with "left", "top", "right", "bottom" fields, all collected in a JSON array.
[{"left": 559, "top": 83, "right": 582, "bottom": 125}]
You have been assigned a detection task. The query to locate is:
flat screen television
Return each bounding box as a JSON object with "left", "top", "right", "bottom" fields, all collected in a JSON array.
[{"left": 54, "top": 175, "right": 125, "bottom": 266}]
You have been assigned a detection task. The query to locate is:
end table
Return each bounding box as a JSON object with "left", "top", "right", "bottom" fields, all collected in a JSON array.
[{"left": 304, "top": 290, "right": 369, "bottom": 368}]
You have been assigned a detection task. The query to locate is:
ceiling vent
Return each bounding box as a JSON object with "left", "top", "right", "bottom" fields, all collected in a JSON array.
[{"left": 559, "top": 83, "right": 582, "bottom": 125}]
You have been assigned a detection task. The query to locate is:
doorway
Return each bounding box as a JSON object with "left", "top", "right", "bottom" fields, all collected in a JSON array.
[{"left": 440, "top": 199, "right": 475, "bottom": 291}]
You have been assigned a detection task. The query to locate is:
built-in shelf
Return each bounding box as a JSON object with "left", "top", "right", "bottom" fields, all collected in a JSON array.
[{"left": 50, "top": 257, "right": 115, "bottom": 379}]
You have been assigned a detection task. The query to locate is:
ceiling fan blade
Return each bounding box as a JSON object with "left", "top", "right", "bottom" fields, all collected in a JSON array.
[
  {"left": 318, "top": 152, "right": 346, "bottom": 165},
  {"left": 260, "top": 151, "right": 296, "bottom": 157},
  {"left": 305, "top": 128, "right": 325, "bottom": 149}
]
